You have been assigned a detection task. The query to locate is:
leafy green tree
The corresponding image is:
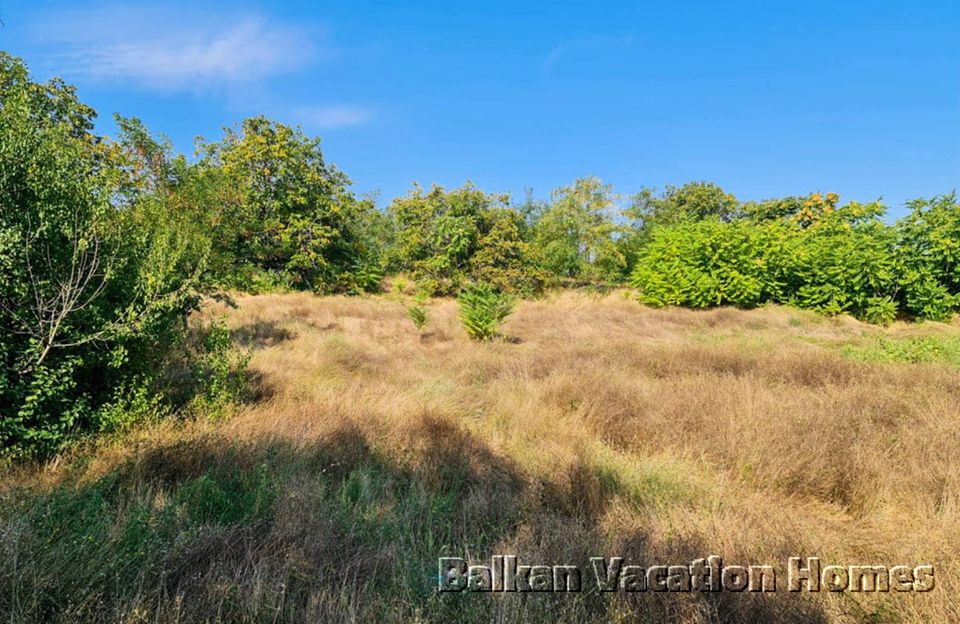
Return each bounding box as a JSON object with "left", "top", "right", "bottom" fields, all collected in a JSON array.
[
  {"left": 626, "top": 181, "right": 740, "bottom": 230},
  {"left": 619, "top": 181, "right": 739, "bottom": 273},
  {"left": 0, "top": 54, "right": 214, "bottom": 456},
  {"left": 388, "top": 183, "right": 544, "bottom": 295},
  {"left": 199, "top": 117, "right": 383, "bottom": 293},
  {"left": 0, "top": 60, "right": 112, "bottom": 452},
  {"left": 533, "top": 177, "right": 625, "bottom": 283}
]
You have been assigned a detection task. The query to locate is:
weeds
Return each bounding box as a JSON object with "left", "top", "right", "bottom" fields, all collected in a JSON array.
[
  {"left": 407, "top": 303, "right": 429, "bottom": 333},
  {"left": 187, "top": 318, "right": 252, "bottom": 417}
]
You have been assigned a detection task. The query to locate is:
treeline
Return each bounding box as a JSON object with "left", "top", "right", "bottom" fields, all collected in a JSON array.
[{"left": 2, "top": 52, "right": 959, "bottom": 457}]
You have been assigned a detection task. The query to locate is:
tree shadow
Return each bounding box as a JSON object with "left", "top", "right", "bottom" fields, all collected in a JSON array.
[
  {"left": 1, "top": 417, "right": 830, "bottom": 624},
  {"left": 230, "top": 319, "right": 296, "bottom": 349},
  {"left": 523, "top": 453, "right": 830, "bottom": 624}
]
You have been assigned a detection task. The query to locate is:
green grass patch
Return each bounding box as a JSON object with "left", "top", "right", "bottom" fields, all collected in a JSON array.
[
  {"left": 840, "top": 334, "right": 960, "bottom": 366},
  {"left": 590, "top": 443, "right": 699, "bottom": 510},
  {"left": 0, "top": 452, "right": 279, "bottom": 621}
]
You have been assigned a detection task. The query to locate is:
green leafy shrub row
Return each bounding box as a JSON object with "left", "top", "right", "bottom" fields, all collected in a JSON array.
[{"left": 631, "top": 195, "right": 960, "bottom": 324}]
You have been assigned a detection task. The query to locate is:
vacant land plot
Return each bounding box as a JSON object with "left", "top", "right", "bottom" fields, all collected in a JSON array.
[{"left": 2, "top": 293, "right": 959, "bottom": 623}]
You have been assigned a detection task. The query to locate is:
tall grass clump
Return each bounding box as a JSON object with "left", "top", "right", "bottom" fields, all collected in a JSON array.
[{"left": 457, "top": 284, "right": 515, "bottom": 341}]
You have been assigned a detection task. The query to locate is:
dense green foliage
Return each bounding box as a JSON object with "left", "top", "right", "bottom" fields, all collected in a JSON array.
[
  {"left": 630, "top": 193, "right": 960, "bottom": 324},
  {"left": 0, "top": 54, "right": 229, "bottom": 458},
  {"left": 630, "top": 219, "right": 791, "bottom": 309},
  {"left": 531, "top": 177, "right": 626, "bottom": 284},
  {"left": 388, "top": 183, "right": 546, "bottom": 295},
  {"left": 199, "top": 117, "right": 386, "bottom": 294},
  {"left": 1, "top": 51, "right": 959, "bottom": 457}
]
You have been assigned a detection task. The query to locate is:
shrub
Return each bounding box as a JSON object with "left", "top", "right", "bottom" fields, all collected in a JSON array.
[
  {"left": 188, "top": 318, "right": 251, "bottom": 416},
  {"left": 0, "top": 55, "right": 249, "bottom": 458},
  {"left": 457, "top": 285, "right": 515, "bottom": 341},
  {"left": 0, "top": 55, "right": 213, "bottom": 457},
  {"left": 630, "top": 219, "right": 791, "bottom": 309},
  {"left": 784, "top": 210, "right": 900, "bottom": 320},
  {"left": 628, "top": 199, "right": 943, "bottom": 325},
  {"left": 895, "top": 193, "right": 960, "bottom": 321},
  {"left": 407, "top": 304, "right": 428, "bottom": 332}
]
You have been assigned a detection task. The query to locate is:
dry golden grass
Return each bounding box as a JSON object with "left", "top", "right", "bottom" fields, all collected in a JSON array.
[{"left": 2, "top": 292, "right": 959, "bottom": 623}]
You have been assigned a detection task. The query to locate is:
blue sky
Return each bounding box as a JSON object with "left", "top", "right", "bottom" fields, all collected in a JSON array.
[{"left": 1, "top": 0, "right": 958, "bottom": 217}]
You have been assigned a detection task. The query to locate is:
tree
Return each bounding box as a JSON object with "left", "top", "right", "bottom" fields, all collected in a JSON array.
[
  {"left": 388, "top": 182, "right": 544, "bottom": 295},
  {"left": 532, "top": 177, "right": 625, "bottom": 283},
  {"left": 0, "top": 54, "right": 213, "bottom": 456},
  {"left": 199, "top": 117, "right": 382, "bottom": 293},
  {"left": 626, "top": 181, "right": 740, "bottom": 232}
]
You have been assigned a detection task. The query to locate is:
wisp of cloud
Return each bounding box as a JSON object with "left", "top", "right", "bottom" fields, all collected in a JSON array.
[{"left": 31, "top": 4, "right": 320, "bottom": 91}]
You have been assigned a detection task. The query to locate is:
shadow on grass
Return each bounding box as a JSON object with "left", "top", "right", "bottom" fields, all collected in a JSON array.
[
  {"left": 0, "top": 417, "right": 829, "bottom": 624},
  {"left": 230, "top": 319, "right": 296, "bottom": 349}
]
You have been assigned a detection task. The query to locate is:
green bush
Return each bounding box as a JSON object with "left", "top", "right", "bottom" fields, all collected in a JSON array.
[
  {"left": 895, "top": 193, "right": 960, "bottom": 321},
  {"left": 188, "top": 319, "right": 251, "bottom": 416},
  {"left": 784, "top": 209, "right": 900, "bottom": 321},
  {"left": 630, "top": 219, "right": 791, "bottom": 308},
  {"left": 628, "top": 196, "right": 960, "bottom": 325},
  {"left": 0, "top": 54, "right": 245, "bottom": 458},
  {"left": 0, "top": 56, "right": 191, "bottom": 457},
  {"left": 457, "top": 285, "right": 515, "bottom": 341},
  {"left": 407, "top": 304, "right": 429, "bottom": 332}
]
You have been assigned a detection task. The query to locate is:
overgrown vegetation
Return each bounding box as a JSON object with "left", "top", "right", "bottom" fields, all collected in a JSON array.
[
  {"left": 387, "top": 183, "right": 547, "bottom": 296},
  {"left": 4, "top": 294, "right": 958, "bottom": 623},
  {"left": 0, "top": 54, "right": 231, "bottom": 459},
  {"left": 198, "top": 116, "right": 387, "bottom": 294},
  {"left": 631, "top": 193, "right": 960, "bottom": 324},
  {"left": 1, "top": 50, "right": 958, "bottom": 460}
]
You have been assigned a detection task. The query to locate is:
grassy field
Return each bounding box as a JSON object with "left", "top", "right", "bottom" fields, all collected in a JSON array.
[{"left": 2, "top": 292, "right": 959, "bottom": 623}]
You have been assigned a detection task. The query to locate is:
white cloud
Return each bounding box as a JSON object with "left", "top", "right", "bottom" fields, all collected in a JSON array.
[
  {"left": 296, "top": 105, "right": 373, "bottom": 129},
  {"left": 31, "top": 5, "right": 323, "bottom": 91},
  {"left": 542, "top": 34, "right": 635, "bottom": 74}
]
